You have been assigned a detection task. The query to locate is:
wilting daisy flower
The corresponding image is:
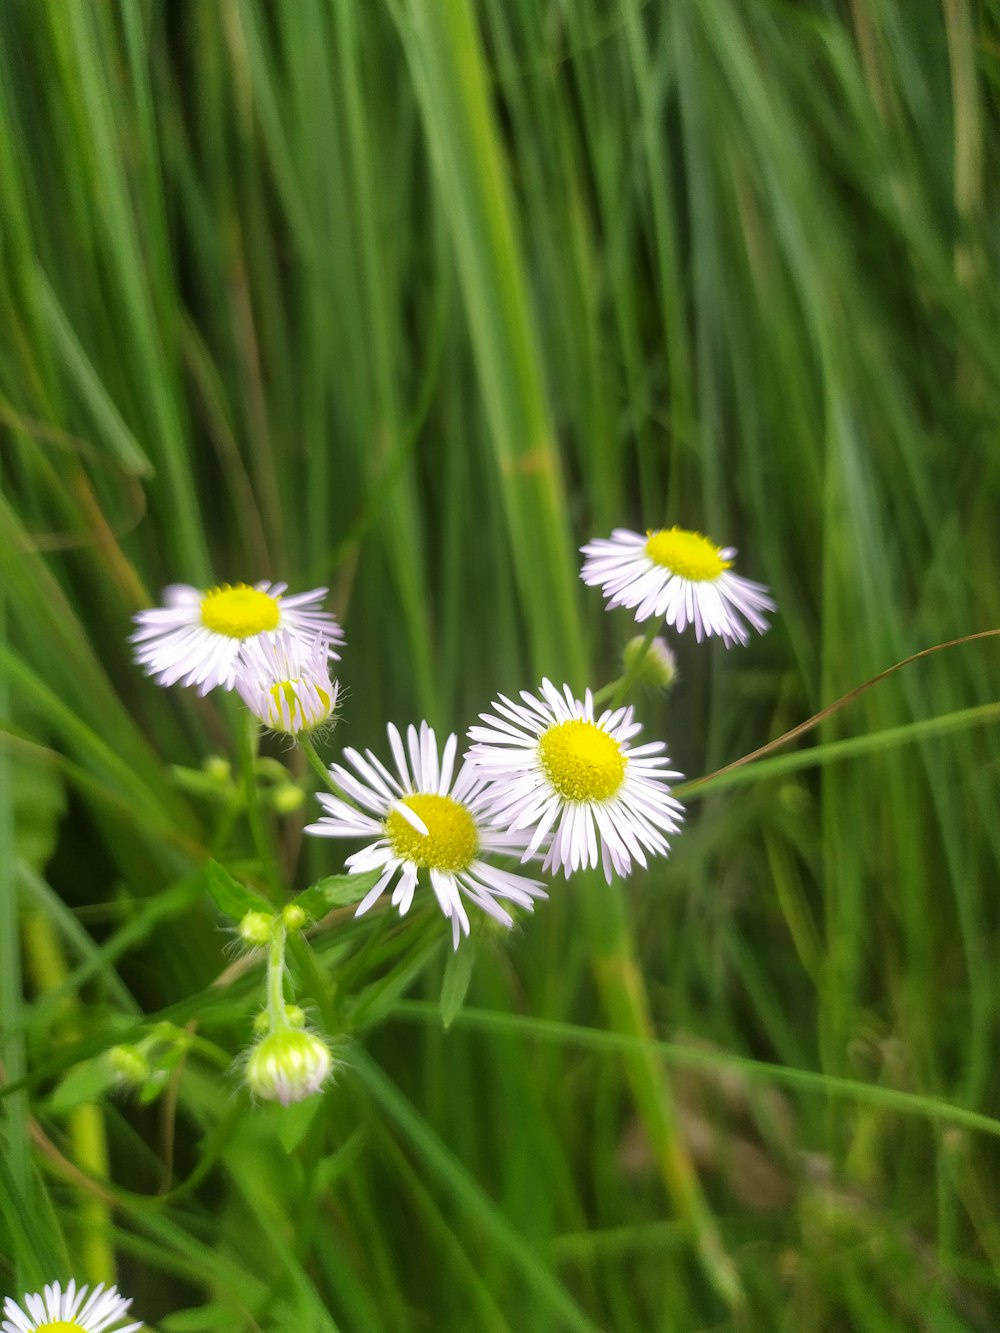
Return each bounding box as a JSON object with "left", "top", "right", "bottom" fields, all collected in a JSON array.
[
  {"left": 2, "top": 1280, "right": 142, "bottom": 1333},
  {"left": 468, "top": 678, "right": 683, "bottom": 883},
  {"left": 580, "top": 526, "right": 774, "bottom": 646},
  {"left": 235, "top": 631, "right": 339, "bottom": 735},
  {"left": 131, "top": 580, "right": 342, "bottom": 695},
  {"left": 305, "top": 722, "right": 547, "bottom": 948}
]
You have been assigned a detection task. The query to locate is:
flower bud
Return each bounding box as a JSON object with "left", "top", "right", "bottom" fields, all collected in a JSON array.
[
  {"left": 253, "top": 1004, "right": 306, "bottom": 1034},
  {"left": 272, "top": 783, "right": 305, "bottom": 814},
  {"left": 623, "top": 634, "right": 678, "bottom": 692},
  {"left": 108, "top": 1044, "right": 150, "bottom": 1085},
  {"left": 282, "top": 903, "right": 307, "bottom": 932},
  {"left": 245, "top": 1028, "right": 333, "bottom": 1105},
  {"left": 239, "top": 910, "right": 275, "bottom": 947}
]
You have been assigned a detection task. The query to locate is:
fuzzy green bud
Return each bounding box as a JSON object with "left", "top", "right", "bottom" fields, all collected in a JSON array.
[
  {"left": 108, "top": 1044, "right": 150, "bottom": 1085},
  {"left": 623, "top": 635, "right": 678, "bottom": 692},
  {"left": 239, "top": 910, "right": 275, "bottom": 947},
  {"left": 245, "top": 1028, "right": 333, "bottom": 1105},
  {"left": 282, "top": 903, "right": 307, "bottom": 932},
  {"left": 253, "top": 1004, "right": 306, "bottom": 1035}
]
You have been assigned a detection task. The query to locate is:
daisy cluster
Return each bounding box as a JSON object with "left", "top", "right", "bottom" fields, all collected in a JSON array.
[
  {"left": 131, "top": 579, "right": 342, "bottom": 729},
  {"left": 133, "top": 528, "right": 772, "bottom": 953}
]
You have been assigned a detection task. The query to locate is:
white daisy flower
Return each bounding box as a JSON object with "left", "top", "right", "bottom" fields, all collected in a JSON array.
[
  {"left": 131, "top": 580, "right": 342, "bottom": 695},
  {"left": 580, "top": 526, "right": 774, "bottom": 646},
  {"left": 304, "top": 721, "right": 547, "bottom": 948},
  {"left": 235, "top": 631, "right": 339, "bottom": 735},
  {"left": 467, "top": 678, "right": 683, "bottom": 883},
  {"left": 2, "top": 1280, "right": 141, "bottom": 1333}
]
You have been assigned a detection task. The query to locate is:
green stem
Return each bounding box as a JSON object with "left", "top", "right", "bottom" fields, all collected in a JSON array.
[
  {"left": 300, "top": 731, "right": 338, "bottom": 794},
  {"left": 266, "top": 922, "right": 290, "bottom": 1033},
  {"left": 236, "top": 710, "right": 280, "bottom": 901}
]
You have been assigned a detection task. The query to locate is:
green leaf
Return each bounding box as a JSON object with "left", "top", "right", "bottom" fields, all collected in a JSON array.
[
  {"left": 47, "top": 1057, "right": 117, "bottom": 1115},
  {"left": 440, "top": 940, "right": 476, "bottom": 1030},
  {"left": 159, "top": 1303, "right": 246, "bottom": 1333},
  {"left": 294, "top": 870, "right": 383, "bottom": 921},
  {"left": 203, "top": 860, "right": 271, "bottom": 921},
  {"left": 12, "top": 745, "right": 66, "bottom": 874},
  {"left": 273, "top": 1094, "right": 324, "bottom": 1154}
]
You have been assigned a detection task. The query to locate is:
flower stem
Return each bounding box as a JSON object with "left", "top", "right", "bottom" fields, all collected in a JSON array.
[
  {"left": 300, "top": 731, "right": 337, "bottom": 793},
  {"left": 266, "top": 922, "right": 290, "bottom": 1033},
  {"left": 236, "top": 709, "right": 280, "bottom": 901}
]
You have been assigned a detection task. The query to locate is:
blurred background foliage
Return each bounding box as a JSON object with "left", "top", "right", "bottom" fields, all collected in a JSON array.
[{"left": 2, "top": 0, "right": 1000, "bottom": 1328}]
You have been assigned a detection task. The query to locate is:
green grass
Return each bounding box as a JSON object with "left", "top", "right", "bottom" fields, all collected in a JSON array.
[{"left": 3, "top": 1, "right": 1000, "bottom": 1328}]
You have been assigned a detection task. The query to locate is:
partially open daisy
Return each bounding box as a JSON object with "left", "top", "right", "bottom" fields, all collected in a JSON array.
[
  {"left": 2, "top": 1280, "right": 141, "bottom": 1333},
  {"left": 131, "top": 580, "right": 342, "bottom": 694},
  {"left": 235, "top": 630, "right": 339, "bottom": 735},
  {"left": 468, "top": 678, "right": 683, "bottom": 883},
  {"left": 580, "top": 526, "right": 774, "bottom": 646},
  {"left": 304, "top": 721, "right": 547, "bottom": 948}
]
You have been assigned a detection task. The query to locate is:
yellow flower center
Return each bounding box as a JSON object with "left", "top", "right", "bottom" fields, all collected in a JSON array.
[
  {"left": 644, "top": 527, "right": 731, "bottom": 582},
  {"left": 268, "top": 679, "right": 332, "bottom": 720},
  {"left": 385, "top": 794, "right": 479, "bottom": 872},
  {"left": 538, "top": 719, "right": 626, "bottom": 802},
  {"left": 200, "top": 583, "right": 281, "bottom": 637},
  {"left": 38, "top": 1324, "right": 86, "bottom": 1332}
]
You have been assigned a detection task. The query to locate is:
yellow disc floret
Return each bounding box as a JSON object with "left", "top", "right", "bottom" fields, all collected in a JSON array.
[
  {"left": 267, "top": 679, "right": 332, "bottom": 729},
  {"left": 201, "top": 583, "right": 281, "bottom": 637},
  {"left": 38, "top": 1324, "right": 86, "bottom": 1332},
  {"left": 644, "top": 527, "right": 731, "bottom": 582},
  {"left": 538, "top": 719, "right": 626, "bottom": 802},
  {"left": 385, "top": 794, "right": 479, "bottom": 872}
]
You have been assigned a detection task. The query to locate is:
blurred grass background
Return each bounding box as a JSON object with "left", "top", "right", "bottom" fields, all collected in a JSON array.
[{"left": 2, "top": 0, "right": 1000, "bottom": 1328}]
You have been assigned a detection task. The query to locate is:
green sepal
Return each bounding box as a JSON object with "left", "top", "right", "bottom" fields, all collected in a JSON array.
[
  {"left": 204, "top": 859, "right": 271, "bottom": 921},
  {"left": 440, "top": 939, "right": 476, "bottom": 1030},
  {"left": 293, "top": 869, "right": 383, "bottom": 921}
]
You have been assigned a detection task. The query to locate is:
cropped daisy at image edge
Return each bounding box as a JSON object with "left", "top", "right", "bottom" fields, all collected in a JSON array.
[
  {"left": 1, "top": 1280, "right": 142, "bottom": 1333},
  {"left": 305, "top": 721, "right": 548, "bottom": 948},
  {"left": 580, "top": 525, "right": 775, "bottom": 646}
]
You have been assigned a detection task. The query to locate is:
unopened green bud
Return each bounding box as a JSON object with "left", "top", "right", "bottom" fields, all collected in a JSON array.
[
  {"left": 282, "top": 903, "right": 307, "bottom": 932},
  {"left": 253, "top": 1004, "right": 307, "bottom": 1035},
  {"left": 245, "top": 1029, "right": 333, "bottom": 1105},
  {"left": 108, "top": 1045, "right": 150, "bottom": 1085},
  {"left": 272, "top": 783, "right": 305, "bottom": 814},
  {"left": 624, "top": 635, "right": 678, "bottom": 692},
  {"left": 204, "top": 755, "right": 232, "bottom": 785},
  {"left": 239, "top": 910, "right": 275, "bottom": 947}
]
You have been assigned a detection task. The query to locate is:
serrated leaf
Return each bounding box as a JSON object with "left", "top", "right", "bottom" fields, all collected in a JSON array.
[
  {"left": 294, "top": 869, "right": 383, "bottom": 920},
  {"left": 440, "top": 939, "right": 476, "bottom": 1030},
  {"left": 204, "top": 859, "right": 271, "bottom": 921}
]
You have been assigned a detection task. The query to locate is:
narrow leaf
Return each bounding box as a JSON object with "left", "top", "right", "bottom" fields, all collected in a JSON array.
[{"left": 440, "top": 940, "right": 476, "bottom": 1030}]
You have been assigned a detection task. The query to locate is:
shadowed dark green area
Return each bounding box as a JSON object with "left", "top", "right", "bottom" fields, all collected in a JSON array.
[{"left": 2, "top": 1, "right": 1000, "bottom": 1328}]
